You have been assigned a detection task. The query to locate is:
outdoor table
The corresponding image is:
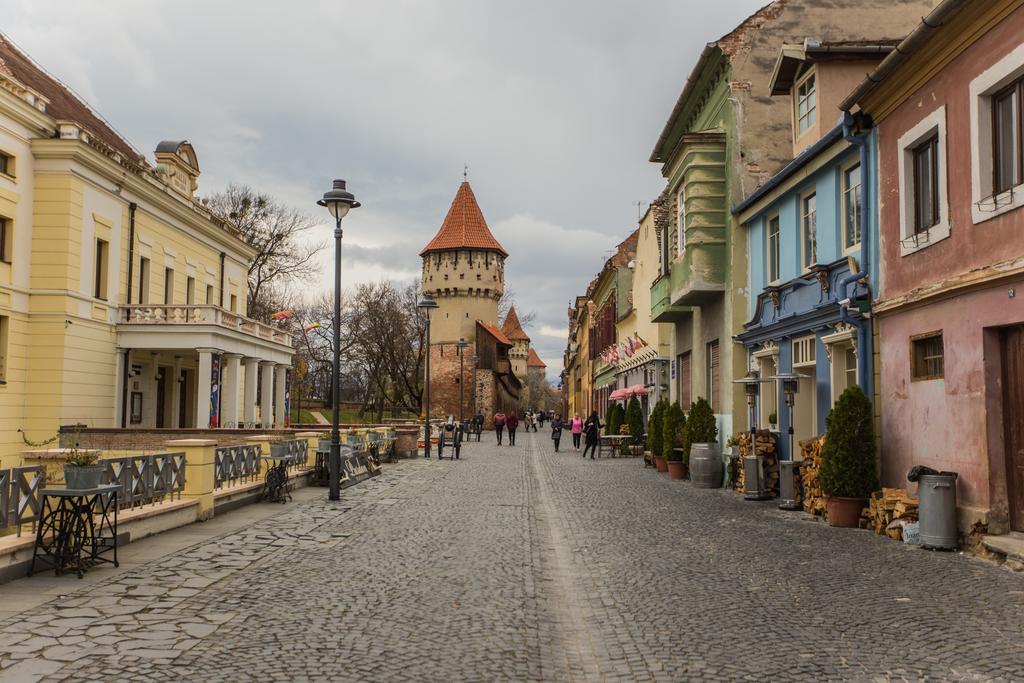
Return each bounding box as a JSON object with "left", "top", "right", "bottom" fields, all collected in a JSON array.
[
  {"left": 598, "top": 434, "right": 629, "bottom": 458},
  {"left": 261, "top": 454, "right": 296, "bottom": 503},
  {"left": 30, "top": 484, "right": 120, "bottom": 579}
]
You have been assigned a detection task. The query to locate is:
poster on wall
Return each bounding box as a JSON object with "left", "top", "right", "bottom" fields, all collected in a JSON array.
[
  {"left": 209, "top": 353, "right": 222, "bottom": 428},
  {"left": 284, "top": 369, "right": 291, "bottom": 427}
]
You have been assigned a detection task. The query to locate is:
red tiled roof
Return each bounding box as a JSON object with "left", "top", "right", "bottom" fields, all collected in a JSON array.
[
  {"left": 527, "top": 348, "right": 546, "bottom": 368},
  {"left": 0, "top": 34, "right": 145, "bottom": 165},
  {"left": 477, "top": 320, "right": 511, "bottom": 346},
  {"left": 420, "top": 181, "right": 508, "bottom": 257},
  {"left": 501, "top": 306, "right": 530, "bottom": 342}
]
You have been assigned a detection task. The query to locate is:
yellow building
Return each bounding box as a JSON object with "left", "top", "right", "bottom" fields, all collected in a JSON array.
[{"left": 0, "top": 36, "right": 293, "bottom": 466}]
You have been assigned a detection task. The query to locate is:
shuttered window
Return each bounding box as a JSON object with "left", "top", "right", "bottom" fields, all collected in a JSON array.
[
  {"left": 706, "top": 340, "right": 720, "bottom": 413},
  {"left": 678, "top": 351, "right": 692, "bottom": 408}
]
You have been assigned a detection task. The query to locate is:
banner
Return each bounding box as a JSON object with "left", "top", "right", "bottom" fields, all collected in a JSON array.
[{"left": 209, "top": 353, "right": 222, "bottom": 428}]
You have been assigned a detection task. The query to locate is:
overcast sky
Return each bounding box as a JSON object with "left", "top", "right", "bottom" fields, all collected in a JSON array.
[{"left": 5, "top": 0, "right": 765, "bottom": 381}]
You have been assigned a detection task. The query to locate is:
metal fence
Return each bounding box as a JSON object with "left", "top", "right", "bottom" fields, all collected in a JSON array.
[
  {"left": 0, "top": 465, "right": 45, "bottom": 536},
  {"left": 214, "top": 444, "right": 262, "bottom": 489},
  {"left": 102, "top": 452, "right": 186, "bottom": 509},
  {"left": 271, "top": 439, "right": 309, "bottom": 468}
]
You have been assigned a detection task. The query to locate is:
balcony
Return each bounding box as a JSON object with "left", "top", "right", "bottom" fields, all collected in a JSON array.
[
  {"left": 117, "top": 305, "right": 293, "bottom": 363},
  {"left": 650, "top": 274, "right": 692, "bottom": 323}
]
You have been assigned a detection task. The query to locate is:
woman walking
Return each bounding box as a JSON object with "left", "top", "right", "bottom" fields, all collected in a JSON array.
[
  {"left": 550, "top": 414, "right": 564, "bottom": 452},
  {"left": 494, "top": 411, "right": 506, "bottom": 445},
  {"left": 582, "top": 410, "right": 602, "bottom": 459},
  {"left": 507, "top": 412, "right": 520, "bottom": 446},
  {"left": 570, "top": 413, "right": 584, "bottom": 451}
]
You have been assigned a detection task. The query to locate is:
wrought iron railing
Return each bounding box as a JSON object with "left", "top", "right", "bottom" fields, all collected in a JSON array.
[
  {"left": 270, "top": 439, "right": 309, "bottom": 468},
  {"left": 214, "top": 444, "right": 262, "bottom": 489},
  {"left": 0, "top": 465, "right": 45, "bottom": 536},
  {"left": 102, "top": 452, "right": 186, "bottom": 509}
]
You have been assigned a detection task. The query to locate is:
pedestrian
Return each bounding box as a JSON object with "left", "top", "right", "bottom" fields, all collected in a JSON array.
[
  {"left": 494, "top": 411, "right": 506, "bottom": 445},
  {"left": 582, "top": 410, "right": 602, "bottom": 459},
  {"left": 507, "top": 412, "right": 520, "bottom": 446},
  {"left": 570, "top": 413, "right": 583, "bottom": 451},
  {"left": 532, "top": 411, "right": 539, "bottom": 432},
  {"left": 524, "top": 411, "right": 534, "bottom": 433},
  {"left": 538, "top": 411, "right": 546, "bottom": 429},
  {"left": 550, "top": 414, "right": 563, "bottom": 452}
]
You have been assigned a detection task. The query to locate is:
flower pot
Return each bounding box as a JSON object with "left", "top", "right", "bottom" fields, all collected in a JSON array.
[
  {"left": 64, "top": 464, "right": 105, "bottom": 490},
  {"left": 653, "top": 456, "right": 668, "bottom": 473},
  {"left": 666, "top": 460, "right": 686, "bottom": 480},
  {"left": 826, "top": 496, "right": 867, "bottom": 528}
]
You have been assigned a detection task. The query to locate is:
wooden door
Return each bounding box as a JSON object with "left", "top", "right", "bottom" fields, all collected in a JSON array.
[{"left": 1003, "top": 325, "right": 1024, "bottom": 532}]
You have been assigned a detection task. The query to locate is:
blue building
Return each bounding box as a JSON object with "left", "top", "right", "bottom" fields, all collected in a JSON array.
[{"left": 732, "top": 40, "right": 890, "bottom": 460}]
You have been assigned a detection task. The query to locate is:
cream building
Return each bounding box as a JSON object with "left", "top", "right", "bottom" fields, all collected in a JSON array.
[{"left": 0, "top": 36, "right": 293, "bottom": 466}]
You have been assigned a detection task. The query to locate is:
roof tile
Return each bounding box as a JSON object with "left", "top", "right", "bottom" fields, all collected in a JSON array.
[
  {"left": 421, "top": 181, "right": 508, "bottom": 256},
  {"left": 501, "top": 306, "right": 530, "bottom": 342}
]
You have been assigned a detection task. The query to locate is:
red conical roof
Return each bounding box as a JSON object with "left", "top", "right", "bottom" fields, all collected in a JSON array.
[
  {"left": 420, "top": 181, "right": 508, "bottom": 257},
  {"left": 502, "top": 306, "right": 530, "bottom": 342},
  {"left": 527, "top": 348, "right": 546, "bottom": 368}
]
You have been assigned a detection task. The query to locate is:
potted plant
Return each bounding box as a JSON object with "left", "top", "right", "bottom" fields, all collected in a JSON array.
[
  {"left": 687, "top": 397, "right": 721, "bottom": 487},
  {"left": 648, "top": 400, "right": 667, "bottom": 472},
  {"left": 625, "top": 397, "right": 644, "bottom": 456},
  {"left": 818, "top": 386, "right": 877, "bottom": 528},
  {"left": 663, "top": 402, "right": 687, "bottom": 480},
  {"left": 768, "top": 412, "right": 779, "bottom": 432},
  {"left": 63, "top": 447, "right": 105, "bottom": 490}
]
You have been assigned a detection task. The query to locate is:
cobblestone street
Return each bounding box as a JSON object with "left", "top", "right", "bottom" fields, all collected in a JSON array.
[{"left": 2, "top": 434, "right": 1024, "bottom": 682}]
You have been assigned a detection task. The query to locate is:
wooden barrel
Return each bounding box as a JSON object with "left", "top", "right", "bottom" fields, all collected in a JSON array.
[{"left": 690, "top": 442, "right": 723, "bottom": 488}]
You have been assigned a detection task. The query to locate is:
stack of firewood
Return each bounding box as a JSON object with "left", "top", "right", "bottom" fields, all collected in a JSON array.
[
  {"left": 863, "top": 488, "right": 919, "bottom": 539},
  {"left": 799, "top": 436, "right": 827, "bottom": 516},
  {"left": 736, "top": 430, "right": 780, "bottom": 497}
]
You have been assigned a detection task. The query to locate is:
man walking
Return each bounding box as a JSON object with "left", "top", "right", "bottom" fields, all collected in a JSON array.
[
  {"left": 494, "top": 411, "right": 506, "bottom": 445},
  {"left": 507, "top": 412, "right": 520, "bottom": 446}
]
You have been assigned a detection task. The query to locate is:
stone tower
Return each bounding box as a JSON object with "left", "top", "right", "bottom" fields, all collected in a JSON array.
[
  {"left": 420, "top": 181, "right": 507, "bottom": 344},
  {"left": 502, "top": 306, "right": 530, "bottom": 381}
]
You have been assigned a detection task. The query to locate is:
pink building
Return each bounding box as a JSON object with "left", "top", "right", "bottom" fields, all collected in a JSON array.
[{"left": 843, "top": 1, "right": 1024, "bottom": 534}]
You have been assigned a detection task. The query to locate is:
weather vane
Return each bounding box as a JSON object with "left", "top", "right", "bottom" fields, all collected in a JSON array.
[{"left": 463, "top": 164, "right": 468, "bottom": 181}]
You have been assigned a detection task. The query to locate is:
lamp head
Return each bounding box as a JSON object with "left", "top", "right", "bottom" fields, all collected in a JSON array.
[
  {"left": 317, "top": 179, "right": 361, "bottom": 221},
  {"left": 417, "top": 294, "right": 439, "bottom": 311}
]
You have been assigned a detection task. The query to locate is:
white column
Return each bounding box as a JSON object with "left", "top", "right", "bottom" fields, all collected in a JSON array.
[
  {"left": 196, "top": 349, "right": 214, "bottom": 429},
  {"left": 260, "top": 361, "right": 275, "bottom": 428},
  {"left": 170, "top": 355, "right": 183, "bottom": 429},
  {"left": 274, "top": 364, "right": 288, "bottom": 427},
  {"left": 221, "top": 354, "right": 242, "bottom": 428},
  {"left": 114, "top": 348, "right": 127, "bottom": 427},
  {"left": 243, "top": 357, "right": 259, "bottom": 428}
]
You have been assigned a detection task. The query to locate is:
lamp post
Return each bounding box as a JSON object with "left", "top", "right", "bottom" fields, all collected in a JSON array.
[
  {"left": 317, "top": 179, "right": 360, "bottom": 502},
  {"left": 456, "top": 337, "right": 468, "bottom": 423},
  {"left": 471, "top": 352, "right": 479, "bottom": 419},
  {"left": 417, "top": 294, "right": 439, "bottom": 458},
  {"left": 770, "top": 372, "right": 802, "bottom": 510}
]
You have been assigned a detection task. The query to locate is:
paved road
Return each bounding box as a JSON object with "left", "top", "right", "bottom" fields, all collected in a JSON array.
[{"left": 2, "top": 433, "right": 1024, "bottom": 681}]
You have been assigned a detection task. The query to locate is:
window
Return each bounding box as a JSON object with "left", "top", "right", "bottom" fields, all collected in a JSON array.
[
  {"left": 676, "top": 187, "right": 686, "bottom": 256},
  {"left": 993, "top": 78, "right": 1023, "bottom": 194},
  {"left": 767, "top": 215, "right": 780, "bottom": 283},
  {"left": 0, "top": 151, "right": 11, "bottom": 177},
  {"left": 845, "top": 347, "right": 858, "bottom": 389},
  {"left": 206, "top": 284, "right": 214, "bottom": 304},
  {"left": 677, "top": 351, "right": 692, "bottom": 407},
  {"left": 796, "top": 72, "right": 817, "bottom": 134},
  {"left": 163, "top": 268, "right": 175, "bottom": 305},
  {"left": 913, "top": 134, "right": 940, "bottom": 234},
  {"left": 0, "top": 217, "right": 10, "bottom": 264},
  {"left": 801, "top": 192, "right": 817, "bottom": 269},
  {"left": 706, "top": 340, "right": 720, "bottom": 413},
  {"left": 186, "top": 276, "right": 195, "bottom": 305},
  {"left": 842, "top": 163, "right": 862, "bottom": 250},
  {"left": 0, "top": 315, "right": 8, "bottom": 383},
  {"left": 230, "top": 294, "right": 238, "bottom": 312},
  {"left": 138, "top": 257, "right": 150, "bottom": 304},
  {"left": 911, "top": 332, "right": 944, "bottom": 381},
  {"left": 93, "top": 238, "right": 108, "bottom": 300}
]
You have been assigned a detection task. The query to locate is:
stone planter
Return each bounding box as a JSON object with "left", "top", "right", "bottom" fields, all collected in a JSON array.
[
  {"left": 827, "top": 496, "right": 867, "bottom": 528},
  {"left": 653, "top": 456, "right": 668, "bottom": 473},
  {"left": 64, "top": 464, "right": 105, "bottom": 490},
  {"left": 666, "top": 459, "right": 686, "bottom": 480}
]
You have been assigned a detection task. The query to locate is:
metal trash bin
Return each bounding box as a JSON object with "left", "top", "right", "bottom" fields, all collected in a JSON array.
[{"left": 918, "top": 473, "right": 958, "bottom": 550}]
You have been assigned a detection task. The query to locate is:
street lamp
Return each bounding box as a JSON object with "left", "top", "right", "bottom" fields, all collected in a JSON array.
[
  {"left": 471, "top": 352, "right": 479, "bottom": 420},
  {"left": 732, "top": 373, "right": 768, "bottom": 500},
  {"left": 456, "top": 337, "right": 468, "bottom": 424},
  {"left": 317, "top": 179, "right": 360, "bottom": 502},
  {"left": 417, "top": 294, "right": 439, "bottom": 458},
  {"left": 770, "top": 372, "right": 802, "bottom": 510}
]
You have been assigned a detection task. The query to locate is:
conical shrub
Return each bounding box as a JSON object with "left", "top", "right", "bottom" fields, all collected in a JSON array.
[
  {"left": 663, "top": 402, "right": 687, "bottom": 462},
  {"left": 818, "top": 385, "right": 878, "bottom": 499},
  {"left": 648, "top": 400, "right": 666, "bottom": 458}
]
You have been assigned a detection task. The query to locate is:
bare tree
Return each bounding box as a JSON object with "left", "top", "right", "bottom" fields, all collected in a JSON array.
[
  {"left": 205, "top": 184, "right": 326, "bottom": 322},
  {"left": 498, "top": 288, "right": 537, "bottom": 328}
]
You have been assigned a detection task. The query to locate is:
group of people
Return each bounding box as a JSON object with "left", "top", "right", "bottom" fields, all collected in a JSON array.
[{"left": 492, "top": 409, "right": 604, "bottom": 458}]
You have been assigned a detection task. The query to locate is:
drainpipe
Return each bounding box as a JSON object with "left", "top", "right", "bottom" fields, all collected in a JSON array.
[
  {"left": 125, "top": 203, "right": 137, "bottom": 304},
  {"left": 218, "top": 252, "right": 226, "bottom": 307},
  {"left": 842, "top": 112, "right": 874, "bottom": 398}
]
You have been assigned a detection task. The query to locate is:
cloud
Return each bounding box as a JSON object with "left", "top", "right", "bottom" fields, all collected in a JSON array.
[{"left": 3, "top": 0, "right": 769, "bottom": 383}]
